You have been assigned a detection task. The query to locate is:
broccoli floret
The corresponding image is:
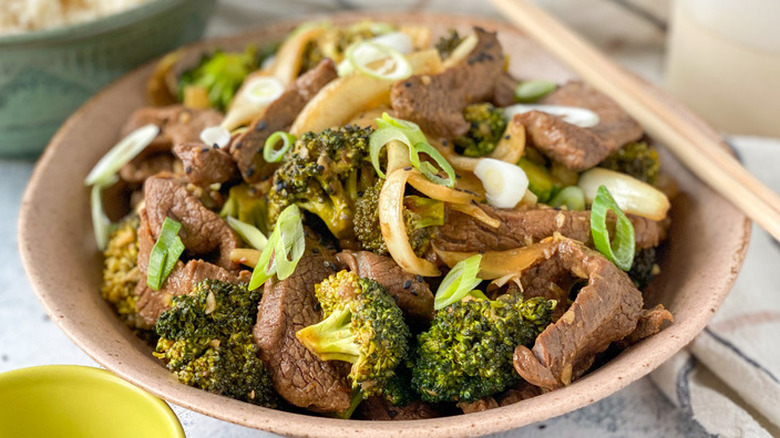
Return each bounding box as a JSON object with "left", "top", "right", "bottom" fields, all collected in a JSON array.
[
  {"left": 453, "top": 103, "right": 507, "bottom": 158},
  {"left": 599, "top": 141, "right": 660, "bottom": 185},
  {"left": 154, "top": 279, "right": 276, "bottom": 407},
  {"left": 296, "top": 270, "right": 410, "bottom": 401},
  {"left": 179, "top": 46, "right": 259, "bottom": 112},
  {"left": 268, "top": 126, "right": 377, "bottom": 239},
  {"left": 435, "top": 29, "right": 464, "bottom": 59},
  {"left": 412, "top": 294, "right": 556, "bottom": 403},
  {"left": 353, "top": 179, "right": 444, "bottom": 256},
  {"left": 101, "top": 215, "right": 143, "bottom": 325},
  {"left": 220, "top": 183, "right": 270, "bottom": 235},
  {"left": 628, "top": 247, "right": 658, "bottom": 290}
]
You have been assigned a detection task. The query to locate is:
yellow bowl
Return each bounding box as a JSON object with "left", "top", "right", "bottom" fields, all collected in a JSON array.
[{"left": 0, "top": 365, "right": 184, "bottom": 438}]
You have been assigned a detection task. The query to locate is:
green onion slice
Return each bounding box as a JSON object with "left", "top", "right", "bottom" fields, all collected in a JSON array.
[
  {"left": 85, "top": 123, "right": 159, "bottom": 186},
  {"left": 550, "top": 186, "right": 586, "bottom": 211},
  {"left": 434, "top": 254, "right": 484, "bottom": 310},
  {"left": 590, "top": 185, "right": 635, "bottom": 271},
  {"left": 147, "top": 217, "right": 186, "bottom": 291},
  {"left": 90, "top": 177, "right": 116, "bottom": 251},
  {"left": 345, "top": 41, "right": 412, "bottom": 81},
  {"left": 227, "top": 216, "right": 268, "bottom": 250},
  {"left": 370, "top": 113, "right": 456, "bottom": 187},
  {"left": 249, "top": 205, "right": 305, "bottom": 290},
  {"left": 263, "top": 131, "right": 296, "bottom": 163},
  {"left": 514, "top": 80, "right": 556, "bottom": 103}
]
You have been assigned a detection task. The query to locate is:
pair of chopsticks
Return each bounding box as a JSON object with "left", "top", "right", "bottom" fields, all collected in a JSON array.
[{"left": 489, "top": 0, "right": 780, "bottom": 241}]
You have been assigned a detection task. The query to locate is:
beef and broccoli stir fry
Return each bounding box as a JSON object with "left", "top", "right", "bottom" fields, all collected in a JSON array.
[{"left": 89, "top": 20, "right": 674, "bottom": 419}]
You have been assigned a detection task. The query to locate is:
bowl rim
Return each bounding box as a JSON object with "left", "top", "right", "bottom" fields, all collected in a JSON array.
[
  {"left": 18, "top": 11, "right": 752, "bottom": 438},
  {"left": 0, "top": 365, "right": 185, "bottom": 438},
  {"left": 0, "top": 0, "right": 206, "bottom": 46}
]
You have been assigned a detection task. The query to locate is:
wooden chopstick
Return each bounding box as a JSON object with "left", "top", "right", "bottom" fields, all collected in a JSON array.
[{"left": 489, "top": 0, "right": 780, "bottom": 240}]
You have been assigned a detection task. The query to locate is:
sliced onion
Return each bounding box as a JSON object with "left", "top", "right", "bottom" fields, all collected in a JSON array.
[
  {"left": 370, "top": 32, "right": 413, "bottom": 54},
  {"left": 244, "top": 76, "right": 285, "bottom": 105},
  {"left": 221, "top": 74, "right": 284, "bottom": 131},
  {"left": 84, "top": 124, "right": 159, "bottom": 186},
  {"left": 406, "top": 171, "right": 474, "bottom": 205},
  {"left": 200, "top": 126, "right": 231, "bottom": 149},
  {"left": 578, "top": 168, "right": 670, "bottom": 221},
  {"left": 504, "top": 104, "right": 600, "bottom": 128},
  {"left": 90, "top": 179, "right": 115, "bottom": 251},
  {"left": 379, "top": 168, "right": 441, "bottom": 277},
  {"left": 441, "top": 34, "right": 478, "bottom": 69},
  {"left": 230, "top": 248, "right": 261, "bottom": 268},
  {"left": 474, "top": 158, "right": 529, "bottom": 209},
  {"left": 448, "top": 203, "right": 500, "bottom": 228},
  {"left": 344, "top": 41, "right": 412, "bottom": 81},
  {"left": 433, "top": 238, "right": 556, "bottom": 280}
]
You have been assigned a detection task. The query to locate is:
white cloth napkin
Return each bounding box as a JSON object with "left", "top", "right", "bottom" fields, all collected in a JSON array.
[{"left": 650, "top": 136, "right": 780, "bottom": 437}]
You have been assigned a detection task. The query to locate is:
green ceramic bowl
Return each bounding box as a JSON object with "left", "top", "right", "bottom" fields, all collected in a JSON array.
[
  {"left": 0, "top": 0, "right": 216, "bottom": 158},
  {"left": 0, "top": 365, "right": 184, "bottom": 437}
]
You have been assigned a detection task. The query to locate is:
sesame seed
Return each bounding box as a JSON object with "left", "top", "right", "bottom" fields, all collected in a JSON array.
[
  {"left": 323, "top": 261, "right": 330, "bottom": 268},
  {"left": 246, "top": 167, "right": 255, "bottom": 177},
  {"left": 316, "top": 164, "right": 325, "bottom": 172},
  {"left": 200, "top": 147, "right": 210, "bottom": 153},
  {"left": 504, "top": 135, "right": 511, "bottom": 140},
  {"left": 256, "top": 120, "right": 267, "bottom": 131},
  {"left": 212, "top": 143, "right": 219, "bottom": 149},
  {"left": 234, "top": 141, "right": 242, "bottom": 150},
  {"left": 312, "top": 248, "right": 320, "bottom": 254},
  {"left": 185, "top": 166, "right": 192, "bottom": 174},
  {"left": 442, "top": 140, "right": 448, "bottom": 146},
  {"left": 404, "top": 81, "right": 412, "bottom": 87},
  {"left": 403, "top": 166, "right": 412, "bottom": 171},
  {"left": 403, "top": 280, "right": 411, "bottom": 289},
  {"left": 416, "top": 275, "right": 423, "bottom": 282}
]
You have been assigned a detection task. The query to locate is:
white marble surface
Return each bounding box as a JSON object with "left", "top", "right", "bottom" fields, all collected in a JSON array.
[{"left": 1, "top": 0, "right": 719, "bottom": 437}]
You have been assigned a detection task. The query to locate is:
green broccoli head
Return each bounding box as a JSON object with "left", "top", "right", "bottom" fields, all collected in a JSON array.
[
  {"left": 179, "top": 46, "right": 259, "bottom": 112},
  {"left": 268, "top": 126, "right": 376, "bottom": 239},
  {"left": 101, "top": 214, "right": 143, "bottom": 326},
  {"left": 412, "top": 294, "right": 556, "bottom": 403},
  {"left": 296, "top": 270, "right": 411, "bottom": 400},
  {"left": 154, "top": 279, "right": 276, "bottom": 407},
  {"left": 598, "top": 141, "right": 660, "bottom": 185},
  {"left": 454, "top": 103, "right": 507, "bottom": 158},
  {"left": 435, "top": 29, "right": 464, "bottom": 59},
  {"left": 353, "top": 178, "right": 444, "bottom": 256}
]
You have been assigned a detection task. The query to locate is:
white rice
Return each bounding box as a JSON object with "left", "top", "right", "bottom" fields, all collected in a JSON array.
[{"left": 0, "top": 0, "right": 155, "bottom": 35}]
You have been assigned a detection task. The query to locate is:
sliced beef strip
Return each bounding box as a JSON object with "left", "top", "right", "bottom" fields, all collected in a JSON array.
[
  {"left": 516, "top": 81, "right": 643, "bottom": 171},
  {"left": 335, "top": 251, "right": 434, "bottom": 324},
  {"left": 133, "top": 210, "right": 250, "bottom": 328},
  {"left": 390, "top": 27, "right": 505, "bottom": 138},
  {"left": 230, "top": 59, "right": 339, "bottom": 183},
  {"left": 616, "top": 304, "right": 674, "bottom": 348},
  {"left": 513, "top": 238, "right": 643, "bottom": 390},
  {"left": 119, "top": 153, "right": 176, "bottom": 184},
  {"left": 356, "top": 397, "right": 440, "bottom": 421},
  {"left": 121, "top": 105, "right": 224, "bottom": 155},
  {"left": 143, "top": 175, "right": 240, "bottom": 270},
  {"left": 492, "top": 72, "right": 518, "bottom": 107},
  {"left": 434, "top": 205, "right": 667, "bottom": 253},
  {"left": 497, "top": 381, "right": 543, "bottom": 407},
  {"left": 173, "top": 142, "right": 237, "bottom": 186},
  {"left": 457, "top": 397, "right": 499, "bottom": 414},
  {"left": 253, "top": 240, "right": 353, "bottom": 413}
]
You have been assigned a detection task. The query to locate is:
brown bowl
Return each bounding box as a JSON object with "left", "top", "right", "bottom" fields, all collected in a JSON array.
[{"left": 19, "top": 12, "right": 750, "bottom": 438}]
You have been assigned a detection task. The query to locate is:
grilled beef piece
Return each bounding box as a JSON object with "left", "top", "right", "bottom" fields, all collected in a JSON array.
[
  {"left": 230, "top": 59, "right": 339, "bottom": 183},
  {"left": 434, "top": 205, "right": 668, "bottom": 253},
  {"left": 336, "top": 251, "right": 435, "bottom": 324},
  {"left": 173, "top": 142, "right": 237, "bottom": 186},
  {"left": 516, "top": 81, "right": 643, "bottom": 171},
  {"left": 132, "top": 210, "right": 249, "bottom": 328},
  {"left": 120, "top": 105, "right": 223, "bottom": 155},
  {"left": 143, "top": 175, "right": 239, "bottom": 270},
  {"left": 513, "top": 238, "right": 643, "bottom": 390},
  {"left": 119, "top": 153, "right": 176, "bottom": 184},
  {"left": 253, "top": 239, "right": 353, "bottom": 413},
  {"left": 356, "top": 397, "right": 440, "bottom": 421},
  {"left": 617, "top": 304, "right": 674, "bottom": 348},
  {"left": 390, "top": 27, "right": 505, "bottom": 138}
]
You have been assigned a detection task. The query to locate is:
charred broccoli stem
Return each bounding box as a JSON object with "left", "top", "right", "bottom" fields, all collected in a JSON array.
[
  {"left": 101, "top": 214, "right": 143, "bottom": 326},
  {"left": 268, "top": 126, "right": 377, "bottom": 239},
  {"left": 435, "top": 29, "right": 464, "bottom": 60},
  {"left": 599, "top": 141, "right": 660, "bottom": 185},
  {"left": 296, "top": 270, "right": 410, "bottom": 401},
  {"left": 412, "top": 294, "right": 556, "bottom": 403},
  {"left": 154, "top": 279, "right": 276, "bottom": 407},
  {"left": 353, "top": 179, "right": 444, "bottom": 256},
  {"left": 179, "top": 46, "right": 259, "bottom": 111},
  {"left": 453, "top": 103, "right": 507, "bottom": 158}
]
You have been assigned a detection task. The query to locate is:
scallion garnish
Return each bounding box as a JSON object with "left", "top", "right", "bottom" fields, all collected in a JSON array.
[
  {"left": 344, "top": 41, "right": 412, "bottom": 81},
  {"left": 263, "top": 131, "right": 296, "bottom": 163},
  {"left": 514, "top": 80, "right": 556, "bottom": 103},
  {"left": 147, "top": 217, "right": 186, "bottom": 291},
  {"left": 90, "top": 179, "right": 115, "bottom": 251},
  {"left": 550, "top": 186, "right": 586, "bottom": 211},
  {"left": 248, "top": 204, "right": 305, "bottom": 290},
  {"left": 370, "top": 113, "right": 456, "bottom": 187},
  {"left": 227, "top": 216, "right": 268, "bottom": 250},
  {"left": 433, "top": 254, "right": 484, "bottom": 310},
  {"left": 590, "top": 185, "right": 635, "bottom": 271},
  {"left": 85, "top": 124, "right": 159, "bottom": 186}
]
